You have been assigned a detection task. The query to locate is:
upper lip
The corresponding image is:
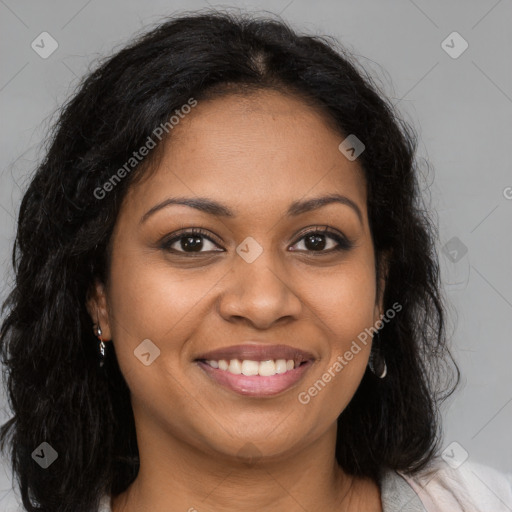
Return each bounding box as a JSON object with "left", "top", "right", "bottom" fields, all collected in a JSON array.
[{"left": 195, "top": 343, "right": 315, "bottom": 366}]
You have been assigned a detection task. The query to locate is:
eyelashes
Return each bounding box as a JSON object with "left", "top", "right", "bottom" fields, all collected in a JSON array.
[
  {"left": 290, "top": 226, "right": 353, "bottom": 253},
  {"left": 159, "top": 226, "right": 354, "bottom": 256},
  {"left": 160, "top": 228, "right": 223, "bottom": 254}
]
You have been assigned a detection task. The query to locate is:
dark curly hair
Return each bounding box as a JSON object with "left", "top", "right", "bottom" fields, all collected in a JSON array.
[{"left": 0, "top": 9, "right": 459, "bottom": 512}]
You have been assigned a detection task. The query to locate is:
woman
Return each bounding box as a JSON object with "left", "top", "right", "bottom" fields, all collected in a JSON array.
[{"left": 1, "top": 10, "right": 510, "bottom": 512}]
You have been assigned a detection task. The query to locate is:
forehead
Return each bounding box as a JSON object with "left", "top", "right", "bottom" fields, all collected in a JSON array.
[{"left": 123, "top": 89, "right": 367, "bottom": 223}]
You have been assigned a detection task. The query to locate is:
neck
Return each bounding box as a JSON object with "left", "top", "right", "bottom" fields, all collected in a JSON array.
[{"left": 111, "top": 413, "right": 381, "bottom": 512}]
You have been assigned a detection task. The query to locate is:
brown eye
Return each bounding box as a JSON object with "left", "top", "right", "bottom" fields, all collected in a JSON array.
[
  {"left": 161, "top": 229, "right": 223, "bottom": 254},
  {"left": 290, "top": 227, "right": 353, "bottom": 253}
]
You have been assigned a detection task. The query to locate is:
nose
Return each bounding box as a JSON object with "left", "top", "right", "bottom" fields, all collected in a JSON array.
[{"left": 218, "top": 251, "right": 303, "bottom": 330}]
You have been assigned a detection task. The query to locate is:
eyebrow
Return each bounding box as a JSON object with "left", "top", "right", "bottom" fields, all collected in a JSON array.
[{"left": 140, "top": 193, "right": 363, "bottom": 225}]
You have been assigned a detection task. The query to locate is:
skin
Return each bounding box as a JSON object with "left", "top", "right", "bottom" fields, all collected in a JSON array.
[{"left": 88, "top": 89, "right": 388, "bottom": 512}]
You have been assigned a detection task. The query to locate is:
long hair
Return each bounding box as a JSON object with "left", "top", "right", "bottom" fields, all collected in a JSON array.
[{"left": 0, "top": 10, "right": 459, "bottom": 511}]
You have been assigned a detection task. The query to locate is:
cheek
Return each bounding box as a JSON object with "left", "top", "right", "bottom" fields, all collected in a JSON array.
[
  {"left": 295, "top": 260, "right": 376, "bottom": 414},
  {"left": 108, "top": 244, "right": 220, "bottom": 340},
  {"left": 306, "top": 259, "right": 377, "bottom": 350},
  {"left": 105, "top": 252, "right": 214, "bottom": 415},
  {"left": 106, "top": 243, "right": 233, "bottom": 393}
]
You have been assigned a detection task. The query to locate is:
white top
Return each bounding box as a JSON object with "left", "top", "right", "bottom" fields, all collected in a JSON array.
[{"left": 97, "top": 458, "right": 512, "bottom": 511}]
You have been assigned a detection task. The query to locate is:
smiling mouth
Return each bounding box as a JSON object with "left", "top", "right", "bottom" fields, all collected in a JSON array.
[
  {"left": 194, "top": 343, "right": 315, "bottom": 396},
  {"left": 195, "top": 358, "right": 314, "bottom": 397},
  {"left": 197, "top": 358, "right": 306, "bottom": 376}
]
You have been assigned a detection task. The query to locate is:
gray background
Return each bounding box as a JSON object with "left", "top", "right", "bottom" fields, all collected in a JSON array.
[{"left": 1, "top": 0, "right": 511, "bottom": 509}]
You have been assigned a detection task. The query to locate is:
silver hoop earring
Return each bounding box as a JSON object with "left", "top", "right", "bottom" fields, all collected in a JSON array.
[{"left": 368, "top": 330, "right": 387, "bottom": 379}]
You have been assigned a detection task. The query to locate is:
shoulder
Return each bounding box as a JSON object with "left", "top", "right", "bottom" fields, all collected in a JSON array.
[
  {"left": 397, "top": 457, "right": 512, "bottom": 511},
  {"left": 98, "top": 493, "right": 112, "bottom": 512},
  {"left": 96, "top": 462, "right": 512, "bottom": 512}
]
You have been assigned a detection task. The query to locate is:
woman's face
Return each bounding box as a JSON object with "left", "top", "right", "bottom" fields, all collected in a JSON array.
[{"left": 89, "top": 89, "right": 387, "bottom": 462}]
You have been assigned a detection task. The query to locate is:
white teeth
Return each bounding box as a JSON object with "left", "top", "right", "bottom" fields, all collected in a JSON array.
[
  {"left": 228, "top": 359, "right": 242, "bottom": 374},
  {"left": 258, "top": 360, "right": 276, "bottom": 376},
  {"left": 275, "top": 359, "right": 287, "bottom": 374},
  {"left": 205, "top": 358, "right": 298, "bottom": 376},
  {"left": 241, "top": 360, "right": 259, "bottom": 376}
]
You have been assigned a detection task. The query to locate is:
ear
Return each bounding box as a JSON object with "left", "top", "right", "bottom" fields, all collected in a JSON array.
[
  {"left": 374, "top": 249, "right": 391, "bottom": 324},
  {"left": 86, "top": 279, "right": 112, "bottom": 341}
]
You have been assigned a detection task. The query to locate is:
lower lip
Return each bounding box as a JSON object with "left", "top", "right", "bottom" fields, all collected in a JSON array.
[{"left": 196, "top": 360, "right": 313, "bottom": 397}]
